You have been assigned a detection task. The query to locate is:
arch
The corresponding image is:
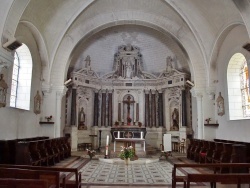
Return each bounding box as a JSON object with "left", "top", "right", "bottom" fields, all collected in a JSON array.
[
  {"left": 209, "top": 22, "right": 244, "bottom": 88},
  {"left": 118, "top": 90, "right": 139, "bottom": 103},
  {"left": 227, "top": 53, "right": 246, "bottom": 120},
  {"left": 50, "top": 12, "right": 207, "bottom": 91},
  {"left": 10, "top": 43, "right": 32, "bottom": 110}
]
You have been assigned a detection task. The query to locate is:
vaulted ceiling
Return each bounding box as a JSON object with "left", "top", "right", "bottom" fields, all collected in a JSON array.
[{"left": 1, "top": 0, "right": 247, "bottom": 88}]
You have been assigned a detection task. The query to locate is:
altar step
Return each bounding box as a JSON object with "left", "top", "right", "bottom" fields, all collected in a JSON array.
[{"left": 109, "top": 142, "right": 159, "bottom": 158}]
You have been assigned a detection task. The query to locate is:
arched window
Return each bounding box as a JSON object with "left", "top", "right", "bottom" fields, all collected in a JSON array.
[
  {"left": 10, "top": 44, "right": 32, "bottom": 110},
  {"left": 240, "top": 61, "right": 250, "bottom": 117},
  {"left": 227, "top": 53, "right": 250, "bottom": 120}
]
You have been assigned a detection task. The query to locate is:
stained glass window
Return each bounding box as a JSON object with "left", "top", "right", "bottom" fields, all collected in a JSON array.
[{"left": 240, "top": 61, "right": 250, "bottom": 117}]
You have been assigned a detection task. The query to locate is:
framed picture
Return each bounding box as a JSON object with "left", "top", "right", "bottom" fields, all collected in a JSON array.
[
  {"left": 216, "top": 92, "right": 225, "bottom": 116},
  {"left": 34, "top": 90, "right": 41, "bottom": 114}
]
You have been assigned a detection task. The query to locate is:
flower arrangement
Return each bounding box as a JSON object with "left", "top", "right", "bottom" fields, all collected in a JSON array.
[
  {"left": 119, "top": 146, "right": 135, "bottom": 159},
  {"left": 86, "top": 149, "right": 96, "bottom": 160},
  {"left": 45, "top": 115, "right": 52, "bottom": 122},
  {"left": 127, "top": 117, "right": 132, "bottom": 123},
  {"left": 205, "top": 118, "right": 211, "bottom": 124}
]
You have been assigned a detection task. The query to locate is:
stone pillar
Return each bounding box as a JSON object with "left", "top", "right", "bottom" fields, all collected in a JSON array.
[
  {"left": 70, "top": 88, "right": 76, "bottom": 125},
  {"left": 158, "top": 90, "right": 164, "bottom": 127},
  {"left": 182, "top": 89, "right": 187, "bottom": 126},
  {"left": 118, "top": 103, "right": 121, "bottom": 121},
  {"left": 151, "top": 90, "right": 156, "bottom": 127},
  {"left": 136, "top": 103, "right": 139, "bottom": 122},
  {"left": 191, "top": 88, "right": 203, "bottom": 139},
  {"left": 101, "top": 90, "right": 106, "bottom": 127},
  {"left": 93, "top": 90, "right": 99, "bottom": 126},
  {"left": 108, "top": 90, "right": 113, "bottom": 127},
  {"left": 145, "top": 90, "right": 149, "bottom": 127},
  {"left": 56, "top": 87, "right": 67, "bottom": 137}
]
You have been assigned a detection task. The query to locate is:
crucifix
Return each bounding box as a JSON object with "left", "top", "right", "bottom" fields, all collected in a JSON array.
[{"left": 123, "top": 95, "right": 135, "bottom": 125}]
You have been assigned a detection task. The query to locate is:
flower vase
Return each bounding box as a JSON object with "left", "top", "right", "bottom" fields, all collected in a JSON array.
[{"left": 125, "top": 158, "right": 130, "bottom": 165}]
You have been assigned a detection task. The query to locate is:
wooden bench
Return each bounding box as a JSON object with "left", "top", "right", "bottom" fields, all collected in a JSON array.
[
  {"left": 0, "top": 168, "right": 66, "bottom": 188},
  {"left": 185, "top": 173, "right": 250, "bottom": 188},
  {"left": 0, "top": 164, "right": 81, "bottom": 188},
  {"left": 0, "top": 178, "right": 56, "bottom": 188},
  {"left": 172, "top": 163, "right": 250, "bottom": 188}
]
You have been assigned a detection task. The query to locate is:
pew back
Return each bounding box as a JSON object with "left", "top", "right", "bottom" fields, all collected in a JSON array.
[
  {"left": 0, "top": 168, "right": 65, "bottom": 188},
  {"left": 186, "top": 173, "right": 250, "bottom": 188},
  {"left": 0, "top": 178, "right": 55, "bottom": 188},
  {"left": 172, "top": 163, "right": 250, "bottom": 188},
  {"left": 0, "top": 164, "right": 81, "bottom": 188}
]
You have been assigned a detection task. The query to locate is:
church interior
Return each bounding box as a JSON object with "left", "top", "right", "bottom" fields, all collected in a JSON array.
[{"left": 1, "top": 1, "right": 250, "bottom": 187}]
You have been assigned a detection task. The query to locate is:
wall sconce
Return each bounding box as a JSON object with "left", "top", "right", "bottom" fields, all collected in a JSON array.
[{"left": 0, "top": 74, "right": 8, "bottom": 107}]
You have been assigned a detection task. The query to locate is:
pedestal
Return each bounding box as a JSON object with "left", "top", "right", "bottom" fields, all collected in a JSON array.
[{"left": 64, "top": 126, "right": 78, "bottom": 151}]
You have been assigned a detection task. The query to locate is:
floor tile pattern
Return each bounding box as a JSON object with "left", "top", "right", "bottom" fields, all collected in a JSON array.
[{"left": 79, "top": 160, "right": 184, "bottom": 186}]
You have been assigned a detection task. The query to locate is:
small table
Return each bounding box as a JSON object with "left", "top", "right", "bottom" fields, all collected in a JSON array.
[{"left": 114, "top": 138, "right": 145, "bottom": 152}]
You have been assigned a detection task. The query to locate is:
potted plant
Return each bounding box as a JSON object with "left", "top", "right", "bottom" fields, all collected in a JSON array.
[
  {"left": 118, "top": 146, "right": 135, "bottom": 164},
  {"left": 205, "top": 118, "right": 211, "bottom": 124},
  {"left": 115, "top": 121, "right": 119, "bottom": 126}
]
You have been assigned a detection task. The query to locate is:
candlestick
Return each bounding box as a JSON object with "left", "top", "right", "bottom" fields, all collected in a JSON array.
[
  {"left": 118, "top": 131, "right": 120, "bottom": 138},
  {"left": 105, "top": 135, "right": 109, "bottom": 157},
  {"left": 141, "top": 132, "right": 143, "bottom": 139}
]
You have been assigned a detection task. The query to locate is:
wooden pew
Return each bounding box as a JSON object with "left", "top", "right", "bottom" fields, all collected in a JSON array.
[
  {"left": 0, "top": 178, "right": 56, "bottom": 188},
  {"left": 172, "top": 163, "right": 250, "bottom": 188},
  {"left": 0, "top": 168, "right": 66, "bottom": 188},
  {"left": 0, "top": 164, "right": 81, "bottom": 188},
  {"left": 185, "top": 173, "right": 250, "bottom": 188}
]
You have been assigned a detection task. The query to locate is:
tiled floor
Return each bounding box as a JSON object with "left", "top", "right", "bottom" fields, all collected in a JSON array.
[{"left": 69, "top": 151, "right": 247, "bottom": 188}]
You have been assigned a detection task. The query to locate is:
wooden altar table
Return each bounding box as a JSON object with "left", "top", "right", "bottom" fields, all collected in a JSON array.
[{"left": 114, "top": 138, "right": 145, "bottom": 152}]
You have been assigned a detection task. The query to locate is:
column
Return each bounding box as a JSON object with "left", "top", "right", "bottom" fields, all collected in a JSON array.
[
  {"left": 70, "top": 88, "right": 76, "bottom": 125},
  {"left": 145, "top": 90, "right": 149, "bottom": 127},
  {"left": 56, "top": 87, "right": 67, "bottom": 137},
  {"left": 118, "top": 103, "right": 121, "bottom": 121},
  {"left": 182, "top": 89, "right": 187, "bottom": 126},
  {"left": 136, "top": 103, "right": 139, "bottom": 122},
  {"left": 151, "top": 90, "right": 156, "bottom": 127},
  {"left": 93, "top": 90, "right": 99, "bottom": 126},
  {"left": 158, "top": 90, "right": 163, "bottom": 127},
  {"left": 108, "top": 90, "right": 113, "bottom": 127},
  {"left": 101, "top": 90, "right": 106, "bottom": 127},
  {"left": 191, "top": 88, "right": 203, "bottom": 139}
]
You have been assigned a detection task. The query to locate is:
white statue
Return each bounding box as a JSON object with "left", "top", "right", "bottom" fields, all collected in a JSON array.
[
  {"left": 166, "top": 56, "right": 173, "bottom": 73},
  {"left": 125, "top": 62, "right": 132, "bottom": 79}
]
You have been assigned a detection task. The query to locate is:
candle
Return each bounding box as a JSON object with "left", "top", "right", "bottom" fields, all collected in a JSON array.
[
  {"left": 106, "top": 135, "right": 109, "bottom": 155},
  {"left": 141, "top": 132, "right": 143, "bottom": 139},
  {"left": 118, "top": 131, "right": 120, "bottom": 138}
]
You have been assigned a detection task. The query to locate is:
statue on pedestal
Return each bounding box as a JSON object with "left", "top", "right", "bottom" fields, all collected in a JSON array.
[
  {"left": 78, "top": 107, "right": 86, "bottom": 130},
  {"left": 170, "top": 108, "right": 179, "bottom": 131}
]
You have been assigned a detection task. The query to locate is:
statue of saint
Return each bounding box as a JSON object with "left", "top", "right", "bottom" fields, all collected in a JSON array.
[
  {"left": 171, "top": 108, "right": 179, "bottom": 131},
  {"left": 125, "top": 62, "right": 132, "bottom": 79},
  {"left": 78, "top": 107, "right": 85, "bottom": 129}
]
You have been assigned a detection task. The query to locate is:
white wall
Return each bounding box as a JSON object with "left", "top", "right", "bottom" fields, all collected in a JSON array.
[
  {"left": 0, "top": 23, "right": 56, "bottom": 140},
  {"left": 215, "top": 25, "right": 250, "bottom": 142}
]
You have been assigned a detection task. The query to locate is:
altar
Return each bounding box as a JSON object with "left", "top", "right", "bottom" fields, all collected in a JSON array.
[
  {"left": 110, "top": 127, "right": 146, "bottom": 142},
  {"left": 64, "top": 44, "right": 193, "bottom": 152}
]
